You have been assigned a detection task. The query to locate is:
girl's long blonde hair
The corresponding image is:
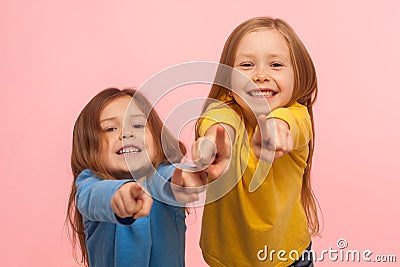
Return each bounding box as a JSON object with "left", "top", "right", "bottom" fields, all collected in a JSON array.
[
  {"left": 196, "top": 17, "right": 320, "bottom": 235},
  {"left": 66, "top": 88, "right": 186, "bottom": 265}
]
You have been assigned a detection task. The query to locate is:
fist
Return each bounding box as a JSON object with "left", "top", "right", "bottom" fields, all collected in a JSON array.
[
  {"left": 252, "top": 116, "right": 293, "bottom": 162},
  {"left": 111, "top": 182, "right": 153, "bottom": 219}
]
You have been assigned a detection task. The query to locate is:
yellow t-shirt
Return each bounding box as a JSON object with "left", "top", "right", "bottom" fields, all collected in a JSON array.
[{"left": 199, "top": 102, "right": 312, "bottom": 267}]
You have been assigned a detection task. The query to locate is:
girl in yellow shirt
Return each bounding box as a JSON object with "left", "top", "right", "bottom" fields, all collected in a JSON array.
[{"left": 193, "top": 17, "right": 320, "bottom": 267}]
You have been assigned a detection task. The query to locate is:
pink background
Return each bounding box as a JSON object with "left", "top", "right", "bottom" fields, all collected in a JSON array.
[{"left": 1, "top": 0, "right": 399, "bottom": 266}]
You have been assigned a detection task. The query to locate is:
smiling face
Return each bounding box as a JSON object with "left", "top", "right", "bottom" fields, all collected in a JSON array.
[
  {"left": 99, "top": 95, "right": 155, "bottom": 179},
  {"left": 231, "top": 28, "right": 294, "bottom": 126}
]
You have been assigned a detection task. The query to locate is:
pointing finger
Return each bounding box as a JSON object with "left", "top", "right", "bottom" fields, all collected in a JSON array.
[
  {"left": 192, "top": 137, "right": 216, "bottom": 170},
  {"left": 134, "top": 193, "right": 153, "bottom": 219},
  {"left": 214, "top": 126, "right": 227, "bottom": 155}
]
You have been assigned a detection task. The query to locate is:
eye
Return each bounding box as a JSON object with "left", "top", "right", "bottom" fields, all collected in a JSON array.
[
  {"left": 104, "top": 127, "right": 117, "bottom": 132},
  {"left": 239, "top": 62, "right": 254, "bottom": 68},
  {"left": 132, "top": 124, "right": 145, "bottom": 129},
  {"left": 270, "top": 62, "right": 284, "bottom": 68}
]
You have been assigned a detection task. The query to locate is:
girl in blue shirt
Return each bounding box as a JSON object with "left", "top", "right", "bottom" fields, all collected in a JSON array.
[{"left": 66, "top": 88, "right": 204, "bottom": 267}]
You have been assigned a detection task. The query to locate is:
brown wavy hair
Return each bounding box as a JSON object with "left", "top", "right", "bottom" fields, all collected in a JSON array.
[
  {"left": 196, "top": 16, "right": 320, "bottom": 235},
  {"left": 66, "top": 88, "right": 186, "bottom": 265}
]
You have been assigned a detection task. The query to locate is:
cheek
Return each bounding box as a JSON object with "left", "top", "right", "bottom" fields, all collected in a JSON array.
[
  {"left": 284, "top": 83, "right": 294, "bottom": 96},
  {"left": 278, "top": 73, "right": 294, "bottom": 96},
  {"left": 102, "top": 143, "right": 112, "bottom": 160},
  {"left": 100, "top": 137, "right": 113, "bottom": 161},
  {"left": 231, "top": 69, "right": 252, "bottom": 93},
  {"left": 286, "top": 72, "right": 295, "bottom": 92},
  {"left": 144, "top": 131, "right": 157, "bottom": 161}
]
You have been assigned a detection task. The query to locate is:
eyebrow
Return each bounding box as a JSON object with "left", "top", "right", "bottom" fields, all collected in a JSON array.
[
  {"left": 100, "top": 117, "right": 118, "bottom": 124},
  {"left": 235, "top": 53, "right": 289, "bottom": 60},
  {"left": 235, "top": 53, "right": 254, "bottom": 59},
  {"left": 100, "top": 114, "right": 146, "bottom": 124},
  {"left": 126, "top": 114, "right": 147, "bottom": 120}
]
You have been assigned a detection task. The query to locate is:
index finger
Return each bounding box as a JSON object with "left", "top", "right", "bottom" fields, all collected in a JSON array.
[
  {"left": 257, "top": 115, "right": 275, "bottom": 151},
  {"left": 134, "top": 193, "right": 153, "bottom": 219},
  {"left": 257, "top": 114, "right": 268, "bottom": 138},
  {"left": 214, "top": 125, "right": 229, "bottom": 157},
  {"left": 129, "top": 182, "right": 142, "bottom": 199},
  {"left": 191, "top": 137, "right": 216, "bottom": 171},
  {"left": 171, "top": 167, "right": 184, "bottom": 186}
]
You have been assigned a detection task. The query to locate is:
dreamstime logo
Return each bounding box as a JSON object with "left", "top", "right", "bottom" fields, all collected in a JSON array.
[
  {"left": 125, "top": 61, "right": 275, "bottom": 207},
  {"left": 336, "top": 238, "right": 348, "bottom": 249},
  {"left": 257, "top": 238, "right": 397, "bottom": 263}
]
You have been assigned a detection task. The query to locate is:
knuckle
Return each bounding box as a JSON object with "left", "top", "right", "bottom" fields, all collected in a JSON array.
[{"left": 126, "top": 205, "right": 136, "bottom": 215}]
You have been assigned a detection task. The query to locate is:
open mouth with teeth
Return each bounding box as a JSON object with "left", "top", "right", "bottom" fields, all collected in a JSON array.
[
  {"left": 248, "top": 89, "right": 277, "bottom": 98},
  {"left": 116, "top": 146, "right": 142, "bottom": 155}
]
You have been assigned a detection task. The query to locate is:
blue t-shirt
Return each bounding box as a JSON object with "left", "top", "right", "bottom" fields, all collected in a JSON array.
[{"left": 76, "top": 164, "right": 186, "bottom": 267}]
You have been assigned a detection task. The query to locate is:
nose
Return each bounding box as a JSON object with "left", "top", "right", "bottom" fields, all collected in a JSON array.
[
  {"left": 253, "top": 69, "right": 271, "bottom": 82},
  {"left": 120, "top": 131, "right": 135, "bottom": 140}
]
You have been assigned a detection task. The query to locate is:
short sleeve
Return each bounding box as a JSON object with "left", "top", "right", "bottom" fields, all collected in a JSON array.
[
  {"left": 267, "top": 102, "right": 312, "bottom": 150},
  {"left": 198, "top": 103, "right": 242, "bottom": 138}
]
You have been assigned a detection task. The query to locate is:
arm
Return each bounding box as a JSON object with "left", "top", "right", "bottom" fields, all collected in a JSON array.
[
  {"left": 145, "top": 164, "right": 189, "bottom": 206},
  {"left": 169, "top": 105, "right": 238, "bottom": 203},
  {"left": 170, "top": 167, "right": 207, "bottom": 203},
  {"left": 192, "top": 123, "right": 235, "bottom": 179},
  {"left": 76, "top": 170, "right": 152, "bottom": 224},
  {"left": 170, "top": 124, "right": 234, "bottom": 203},
  {"left": 252, "top": 103, "right": 312, "bottom": 162},
  {"left": 111, "top": 182, "right": 152, "bottom": 220}
]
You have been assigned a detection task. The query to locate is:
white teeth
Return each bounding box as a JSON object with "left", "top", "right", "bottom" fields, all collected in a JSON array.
[
  {"left": 117, "top": 147, "right": 140, "bottom": 155},
  {"left": 249, "top": 91, "right": 275, "bottom": 97}
]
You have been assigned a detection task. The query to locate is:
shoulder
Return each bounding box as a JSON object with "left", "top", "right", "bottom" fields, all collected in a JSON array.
[
  {"left": 76, "top": 169, "right": 100, "bottom": 181},
  {"left": 204, "top": 102, "right": 240, "bottom": 119},
  {"left": 268, "top": 103, "right": 311, "bottom": 127},
  {"left": 269, "top": 103, "right": 312, "bottom": 149},
  {"left": 199, "top": 102, "right": 243, "bottom": 133},
  {"left": 287, "top": 102, "right": 310, "bottom": 117},
  {"left": 155, "top": 163, "right": 175, "bottom": 179},
  {"left": 271, "top": 102, "right": 309, "bottom": 117},
  {"left": 77, "top": 169, "right": 97, "bottom": 179}
]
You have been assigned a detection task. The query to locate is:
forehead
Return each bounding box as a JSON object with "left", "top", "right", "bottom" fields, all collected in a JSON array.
[
  {"left": 100, "top": 96, "right": 145, "bottom": 120},
  {"left": 236, "top": 28, "right": 289, "bottom": 56}
]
